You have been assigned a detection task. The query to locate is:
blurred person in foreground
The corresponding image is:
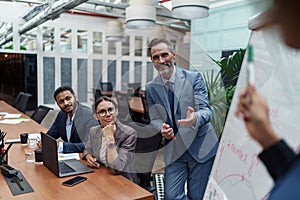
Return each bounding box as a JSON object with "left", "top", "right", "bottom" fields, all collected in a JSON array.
[
  {"left": 236, "top": 1, "right": 300, "bottom": 199},
  {"left": 82, "top": 96, "right": 137, "bottom": 183}
]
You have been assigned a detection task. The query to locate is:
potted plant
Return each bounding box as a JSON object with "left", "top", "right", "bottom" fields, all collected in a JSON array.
[
  {"left": 214, "top": 49, "right": 246, "bottom": 111},
  {"left": 204, "top": 48, "right": 246, "bottom": 138},
  {"left": 203, "top": 70, "right": 227, "bottom": 138}
]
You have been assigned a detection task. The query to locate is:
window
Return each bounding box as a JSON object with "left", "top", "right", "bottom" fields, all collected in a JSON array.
[
  {"left": 77, "top": 30, "right": 88, "bottom": 54},
  {"left": 60, "top": 28, "right": 72, "bottom": 53},
  {"left": 42, "top": 27, "right": 55, "bottom": 52},
  {"left": 93, "top": 31, "right": 103, "bottom": 54}
]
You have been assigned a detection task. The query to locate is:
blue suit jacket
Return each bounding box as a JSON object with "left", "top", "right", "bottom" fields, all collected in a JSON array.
[
  {"left": 268, "top": 157, "right": 300, "bottom": 200},
  {"left": 259, "top": 140, "right": 300, "bottom": 200},
  {"left": 146, "top": 67, "right": 218, "bottom": 165},
  {"left": 47, "top": 102, "right": 98, "bottom": 153}
]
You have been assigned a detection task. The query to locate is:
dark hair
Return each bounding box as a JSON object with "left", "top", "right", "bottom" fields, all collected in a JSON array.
[
  {"left": 148, "top": 38, "right": 175, "bottom": 56},
  {"left": 53, "top": 86, "right": 75, "bottom": 100},
  {"left": 94, "top": 96, "right": 117, "bottom": 113}
]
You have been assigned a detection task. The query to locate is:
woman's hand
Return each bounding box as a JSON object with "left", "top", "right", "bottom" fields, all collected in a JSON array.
[
  {"left": 102, "top": 124, "right": 116, "bottom": 143},
  {"left": 86, "top": 154, "right": 100, "bottom": 168}
]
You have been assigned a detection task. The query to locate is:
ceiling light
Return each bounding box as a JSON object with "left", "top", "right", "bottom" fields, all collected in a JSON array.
[
  {"left": 126, "top": 0, "right": 156, "bottom": 29},
  {"left": 172, "top": 0, "right": 209, "bottom": 19},
  {"left": 105, "top": 20, "right": 125, "bottom": 42}
]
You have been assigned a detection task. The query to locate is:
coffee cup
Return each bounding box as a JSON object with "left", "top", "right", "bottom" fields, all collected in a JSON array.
[
  {"left": 34, "top": 149, "right": 43, "bottom": 163},
  {"left": 20, "top": 133, "right": 29, "bottom": 145}
]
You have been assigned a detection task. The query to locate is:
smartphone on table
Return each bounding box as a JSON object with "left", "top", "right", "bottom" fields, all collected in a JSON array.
[{"left": 62, "top": 176, "right": 87, "bottom": 187}]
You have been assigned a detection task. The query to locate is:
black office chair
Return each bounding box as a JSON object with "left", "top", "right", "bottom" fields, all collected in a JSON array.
[
  {"left": 128, "top": 83, "right": 141, "bottom": 97},
  {"left": 30, "top": 105, "right": 54, "bottom": 124},
  {"left": 12, "top": 92, "right": 23, "bottom": 108},
  {"left": 101, "top": 82, "right": 113, "bottom": 93},
  {"left": 94, "top": 89, "right": 102, "bottom": 101},
  {"left": 115, "top": 91, "right": 133, "bottom": 123},
  {"left": 140, "top": 95, "right": 150, "bottom": 124},
  {"left": 13, "top": 92, "right": 32, "bottom": 113},
  {"left": 128, "top": 122, "right": 162, "bottom": 192},
  {"left": 94, "top": 82, "right": 113, "bottom": 100}
]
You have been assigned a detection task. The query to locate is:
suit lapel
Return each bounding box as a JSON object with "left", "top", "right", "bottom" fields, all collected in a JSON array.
[{"left": 58, "top": 112, "right": 68, "bottom": 141}]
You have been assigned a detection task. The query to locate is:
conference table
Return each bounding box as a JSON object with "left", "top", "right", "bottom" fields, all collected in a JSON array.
[{"left": 0, "top": 100, "right": 153, "bottom": 200}]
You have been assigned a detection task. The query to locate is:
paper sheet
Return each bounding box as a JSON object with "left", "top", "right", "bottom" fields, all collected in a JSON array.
[
  {"left": 58, "top": 153, "right": 80, "bottom": 161},
  {"left": 3, "top": 113, "right": 22, "bottom": 119},
  {"left": 0, "top": 118, "right": 29, "bottom": 124}
]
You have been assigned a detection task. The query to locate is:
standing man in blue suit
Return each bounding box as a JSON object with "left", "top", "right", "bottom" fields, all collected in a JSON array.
[
  {"left": 47, "top": 86, "right": 98, "bottom": 153},
  {"left": 146, "top": 38, "right": 219, "bottom": 200}
]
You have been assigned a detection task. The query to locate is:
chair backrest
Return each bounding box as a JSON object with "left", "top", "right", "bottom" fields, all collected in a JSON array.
[
  {"left": 12, "top": 92, "right": 24, "bottom": 108},
  {"left": 131, "top": 122, "right": 162, "bottom": 154},
  {"left": 101, "top": 82, "right": 113, "bottom": 92},
  {"left": 140, "top": 95, "right": 150, "bottom": 124},
  {"left": 115, "top": 91, "right": 131, "bottom": 122},
  {"left": 141, "top": 96, "right": 149, "bottom": 114},
  {"left": 94, "top": 89, "right": 102, "bottom": 101},
  {"left": 128, "top": 83, "right": 141, "bottom": 97},
  {"left": 31, "top": 105, "right": 54, "bottom": 124},
  {"left": 13, "top": 92, "right": 32, "bottom": 113},
  {"left": 128, "top": 122, "right": 162, "bottom": 188}
]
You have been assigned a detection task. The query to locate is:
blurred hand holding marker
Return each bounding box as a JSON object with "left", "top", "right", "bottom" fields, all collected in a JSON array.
[{"left": 246, "top": 45, "right": 255, "bottom": 104}]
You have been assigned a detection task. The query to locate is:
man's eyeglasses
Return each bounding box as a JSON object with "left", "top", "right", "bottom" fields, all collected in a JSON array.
[
  {"left": 97, "top": 107, "right": 115, "bottom": 117},
  {"left": 151, "top": 52, "right": 172, "bottom": 62}
]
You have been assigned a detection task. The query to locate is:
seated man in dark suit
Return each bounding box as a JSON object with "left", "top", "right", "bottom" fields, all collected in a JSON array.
[{"left": 47, "top": 86, "right": 98, "bottom": 153}]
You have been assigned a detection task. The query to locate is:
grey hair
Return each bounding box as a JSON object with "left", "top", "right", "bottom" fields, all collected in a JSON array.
[{"left": 148, "top": 38, "right": 175, "bottom": 56}]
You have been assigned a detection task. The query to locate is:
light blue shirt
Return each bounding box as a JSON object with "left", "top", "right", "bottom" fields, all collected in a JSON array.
[{"left": 58, "top": 115, "right": 75, "bottom": 152}]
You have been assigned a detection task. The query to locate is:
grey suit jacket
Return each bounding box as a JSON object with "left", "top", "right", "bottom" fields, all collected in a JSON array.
[
  {"left": 146, "top": 67, "right": 218, "bottom": 165},
  {"left": 82, "top": 120, "right": 138, "bottom": 183},
  {"left": 47, "top": 102, "right": 98, "bottom": 153}
]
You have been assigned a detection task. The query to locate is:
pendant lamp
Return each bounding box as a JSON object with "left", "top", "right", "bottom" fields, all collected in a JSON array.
[
  {"left": 105, "top": 20, "right": 125, "bottom": 42},
  {"left": 172, "top": 0, "right": 209, "bottom": 19},
  {"left": 126, "top": 0, "right": 156, "bottom": 29}
]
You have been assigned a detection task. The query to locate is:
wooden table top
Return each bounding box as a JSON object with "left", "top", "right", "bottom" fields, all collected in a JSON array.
[
  {"left": 111, "top": 96, "right": 144, "bottom": 114},
  {"left": 129, "top": 97, "right": 144, "bottom": 114},
  {"left": 0, "top": 100, "right": 153, "bottom": 200}
]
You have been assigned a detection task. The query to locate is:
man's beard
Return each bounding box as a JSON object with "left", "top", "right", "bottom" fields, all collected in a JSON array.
[{"left": 158, "top": 63, "right": 172, "bottom": 77}]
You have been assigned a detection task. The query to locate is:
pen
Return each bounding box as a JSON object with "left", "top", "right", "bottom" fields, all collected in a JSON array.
[
  {"left": 246, "top": 45, "right": 255, "bottom": 104},
  {"left": 247, "top": 45, "right": 255, "bottom": 86}
]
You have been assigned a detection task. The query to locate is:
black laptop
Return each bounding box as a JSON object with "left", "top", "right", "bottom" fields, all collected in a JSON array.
[{"left": 41, "top": 132, "right": 93, "bottom": 177}]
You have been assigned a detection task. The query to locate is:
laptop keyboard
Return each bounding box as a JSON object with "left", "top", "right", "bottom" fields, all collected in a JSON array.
[{"left": 59, "top": 161, "right": 76, "bottom": 174}]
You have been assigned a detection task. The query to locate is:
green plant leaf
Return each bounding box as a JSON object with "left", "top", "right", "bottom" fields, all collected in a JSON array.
[
  {"left": 206, "top": 48, "right": 245, "bottom": 138},
  {"left": 203, "top": 70, "right": 227, "bottom": 139}
]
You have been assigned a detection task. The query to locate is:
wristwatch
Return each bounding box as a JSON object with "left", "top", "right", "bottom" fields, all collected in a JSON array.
[{"left": 107, "top": 142, "right": 116, "bottom": 149}]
